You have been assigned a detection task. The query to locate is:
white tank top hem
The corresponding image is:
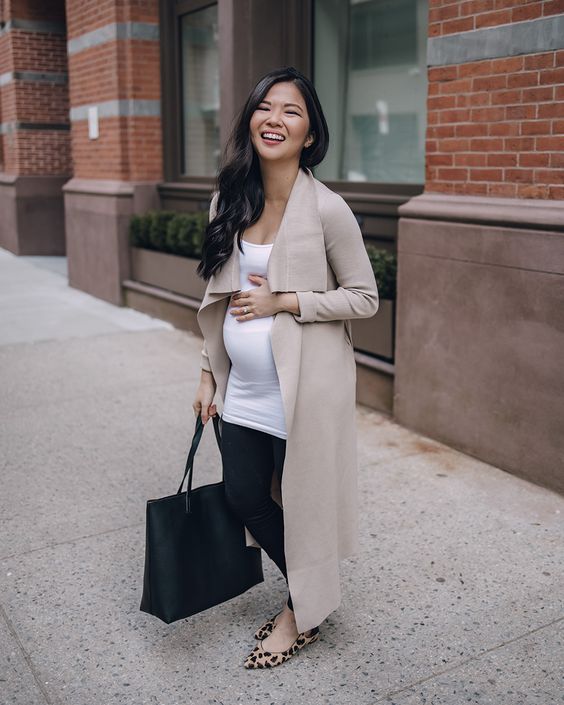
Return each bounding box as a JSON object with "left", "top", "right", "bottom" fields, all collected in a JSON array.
[
  {"left": 222, "top": 239, "right": 287, "bottom": 441},
  {"left": 221, "top": 412, "right": 287, "bottom": 440}
]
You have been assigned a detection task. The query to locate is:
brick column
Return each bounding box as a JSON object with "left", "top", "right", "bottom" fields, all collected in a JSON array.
[
  {"left": 63, "top": 0, "right": 162, "bottom": 304},
  {"left": 394, "top": 2, "right": 564, "bottom": 494},
  {"left": 425, "top": 2, "right": 563, "bottom": 199},
  {"left": 0, "top": 0, "right": 70, "bottom": 254}
]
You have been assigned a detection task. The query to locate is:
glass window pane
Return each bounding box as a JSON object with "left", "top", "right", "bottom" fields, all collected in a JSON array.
[
  {"left": 314, "top": 0, "right": 428, "bottom": 184},
  {"left": 180, "top": 5, "right": 219, "bottom": 177}
]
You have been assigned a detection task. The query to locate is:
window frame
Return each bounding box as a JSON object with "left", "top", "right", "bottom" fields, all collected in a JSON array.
[
  {"left": 159, "top": 0, "right": 218, "bottom": 183},
  {"left": 310, "top": 0, "right": 426, "bottom": 196}
]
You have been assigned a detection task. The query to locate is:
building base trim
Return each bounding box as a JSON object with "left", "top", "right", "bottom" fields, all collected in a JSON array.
[{"left": 399, "top": 193, "right": 564, "bottom": 233}]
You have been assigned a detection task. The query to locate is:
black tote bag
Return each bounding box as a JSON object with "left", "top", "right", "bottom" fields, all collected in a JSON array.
[{"left": 139, "top": 412, "right": 264, "bottom": 624}]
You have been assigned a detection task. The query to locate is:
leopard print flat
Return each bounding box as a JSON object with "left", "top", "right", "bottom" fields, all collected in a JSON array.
[
  {"left": 243, "top": 626, "right": 320, "bottom": 669},
  {"left": 253, "top": 610, "right": 283, "bottom": 640}
]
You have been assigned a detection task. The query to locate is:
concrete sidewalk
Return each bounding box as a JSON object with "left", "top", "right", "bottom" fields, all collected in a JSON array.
[{"left": 1, "top": 246, "right": 562, "bottom": 705}]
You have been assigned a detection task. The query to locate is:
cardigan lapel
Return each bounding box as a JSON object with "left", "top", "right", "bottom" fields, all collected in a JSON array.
[{"left": 200, "top": 166, "right": 327, "bottom": 310}]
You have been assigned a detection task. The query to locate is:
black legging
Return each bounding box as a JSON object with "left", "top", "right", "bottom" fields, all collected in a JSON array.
[{"left": 220, "top": 418, "right": 293, "bottom": 611}]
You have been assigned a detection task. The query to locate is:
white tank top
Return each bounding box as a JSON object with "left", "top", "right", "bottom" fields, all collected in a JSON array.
[{"left": 222, "top": 239, "right": 287, "bottom": 439}]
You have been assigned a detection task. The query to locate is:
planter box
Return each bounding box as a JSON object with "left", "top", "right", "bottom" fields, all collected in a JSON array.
[
  {"left": 130, "top": 247, "right": 206, "bottom": 300},
  {"left": 130, "top": 246, "right": 395, "bottom": 361},
  {"left": 351, "top": 299, "right": 394, "bottom": 360}
]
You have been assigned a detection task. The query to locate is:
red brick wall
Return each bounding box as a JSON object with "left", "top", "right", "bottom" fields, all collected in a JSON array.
[
  {"left": 0, "top": 0, "right": 70, "bottom": 176},
  {"left": 69, "top": 116, "right": 161, "bottom": 181},
  {"left": 0, "top": 0, "right": 163, "bottom": 181},
  {"left": 66, "top": 0, "right": 163, "bottom": 181},
  {"left": 65, "top": 0, "right": 158, "bottom": 37},
  {"left": 3, "top": 0, "right": 66, "bottom": 24},
  {"left": 426, "top": 3, "right": 564, "bottom": 199},
  {"left": 429, "top": 0, "right": 564, "bottom": 36}
]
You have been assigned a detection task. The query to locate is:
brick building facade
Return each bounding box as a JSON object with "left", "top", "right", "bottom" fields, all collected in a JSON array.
[{"left": 0, "top": 0, "right": 562, "bottom": 493}]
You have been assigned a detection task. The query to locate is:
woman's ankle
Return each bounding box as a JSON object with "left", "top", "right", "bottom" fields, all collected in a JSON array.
[{"left": 279, "top": 603, "right": 295, "bottom": 622}]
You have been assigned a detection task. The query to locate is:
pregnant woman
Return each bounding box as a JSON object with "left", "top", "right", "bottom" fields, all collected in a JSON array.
[{"left": 193, "top": 66, "right": 379, "bottom": 669}]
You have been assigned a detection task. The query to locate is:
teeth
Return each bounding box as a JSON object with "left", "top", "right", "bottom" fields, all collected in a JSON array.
[{"left": 262, "top": 132, "right": 284, "bottom": 141}]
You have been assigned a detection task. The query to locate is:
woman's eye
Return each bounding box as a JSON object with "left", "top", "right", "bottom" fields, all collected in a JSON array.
[{"left": 257, "top": 107, "right": 298, "bottom": 115}]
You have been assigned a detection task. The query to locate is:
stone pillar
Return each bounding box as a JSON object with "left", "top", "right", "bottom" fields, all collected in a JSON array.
[
  {"left": 0, "top": 0, "right": 70, "bottom": 255},
  {"left": 63, "top": 0, "right": 162, "bottom": 305}
]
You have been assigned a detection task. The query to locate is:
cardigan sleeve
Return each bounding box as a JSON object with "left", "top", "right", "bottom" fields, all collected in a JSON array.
[
  {"left": 201, "top": 338, "right": 212, "bottom": 372},
  {"left": 292, "top": 193, "right": 379, "bottom": 323},
  {"left": 201, "top": 190, "right": 220, "bottom": 372}
]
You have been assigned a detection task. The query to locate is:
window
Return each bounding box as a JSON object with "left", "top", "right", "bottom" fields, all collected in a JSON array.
[
  {"left": 179, "top": 3, "right": 219, "bottom": 177},
  {"left": 313, "top": 0, "right": 428, "bottom": 184}
]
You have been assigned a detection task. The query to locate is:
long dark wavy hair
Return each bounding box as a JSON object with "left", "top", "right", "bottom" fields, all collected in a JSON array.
[{"left": 196, "top": 66, "right": 329, "bottom": 281}]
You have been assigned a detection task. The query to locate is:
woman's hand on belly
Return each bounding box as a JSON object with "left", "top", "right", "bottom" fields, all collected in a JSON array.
[{"left": 229, "top": 274, "right": 282, "bottom": 322}]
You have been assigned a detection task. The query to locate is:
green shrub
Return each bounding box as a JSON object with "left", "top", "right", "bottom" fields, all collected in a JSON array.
[
  {"left": 166, "top": 214, "right": 198, "bottom": 257},
  {"left": 129, "top": 209, "right": 208, "bottom": 257},
  {"left": 365, "top": 244, "right": 397, "bottom": 301},
  {"left": 189, "top": 211, "right": 208, "bottom": 258},
  {"left": 148, "top": 211, "right": 176, "bottom": 252},
  {"left": 129, "top": 213, "right": 153, "bottom": 249}
]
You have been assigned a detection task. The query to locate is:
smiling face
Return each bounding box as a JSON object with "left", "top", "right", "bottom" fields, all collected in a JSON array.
[{"left": 249, "top": 81, "right": 314, "bottom": 165}]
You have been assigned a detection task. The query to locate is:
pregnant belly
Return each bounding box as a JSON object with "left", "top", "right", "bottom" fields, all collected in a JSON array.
[{"left": 223, "top": 314, "right": 278, "bottom": 385}]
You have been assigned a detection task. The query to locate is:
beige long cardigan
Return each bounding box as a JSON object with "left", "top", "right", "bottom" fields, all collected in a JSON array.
[{"left": 197, "top": 165, "right": 379, "bottom": 633}]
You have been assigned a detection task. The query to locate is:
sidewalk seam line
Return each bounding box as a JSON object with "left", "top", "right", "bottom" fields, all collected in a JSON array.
[
  {"left": 375, "top": 613, "right": 564, "bottom": 702},
  {"left": 0, "top": 602, "right": 58, "bottom": 705},
  {"left": 0, "top": 521, "right": 145, "bottom": 562}
]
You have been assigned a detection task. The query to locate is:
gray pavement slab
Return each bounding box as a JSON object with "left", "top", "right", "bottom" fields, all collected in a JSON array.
[
  {"left": 0, "top": 249, "right": 172, "bottom": 346},
  {"left": 1, "top": 247, "right": 563, "bottom": 705}
]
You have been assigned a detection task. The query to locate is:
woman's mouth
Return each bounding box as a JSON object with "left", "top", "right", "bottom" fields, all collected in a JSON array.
[{"left": 261, "top": 132, "right": 286, "bottom": 145}]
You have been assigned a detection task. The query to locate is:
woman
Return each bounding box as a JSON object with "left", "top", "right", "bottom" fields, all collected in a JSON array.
[{"left": 193, "top": 66, "right": 379, "bottom": 669}]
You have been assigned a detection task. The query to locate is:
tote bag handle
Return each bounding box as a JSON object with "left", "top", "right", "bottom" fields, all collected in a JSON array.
[{"left": 176, "top": 412, "right": 222, "bottom": 514}]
